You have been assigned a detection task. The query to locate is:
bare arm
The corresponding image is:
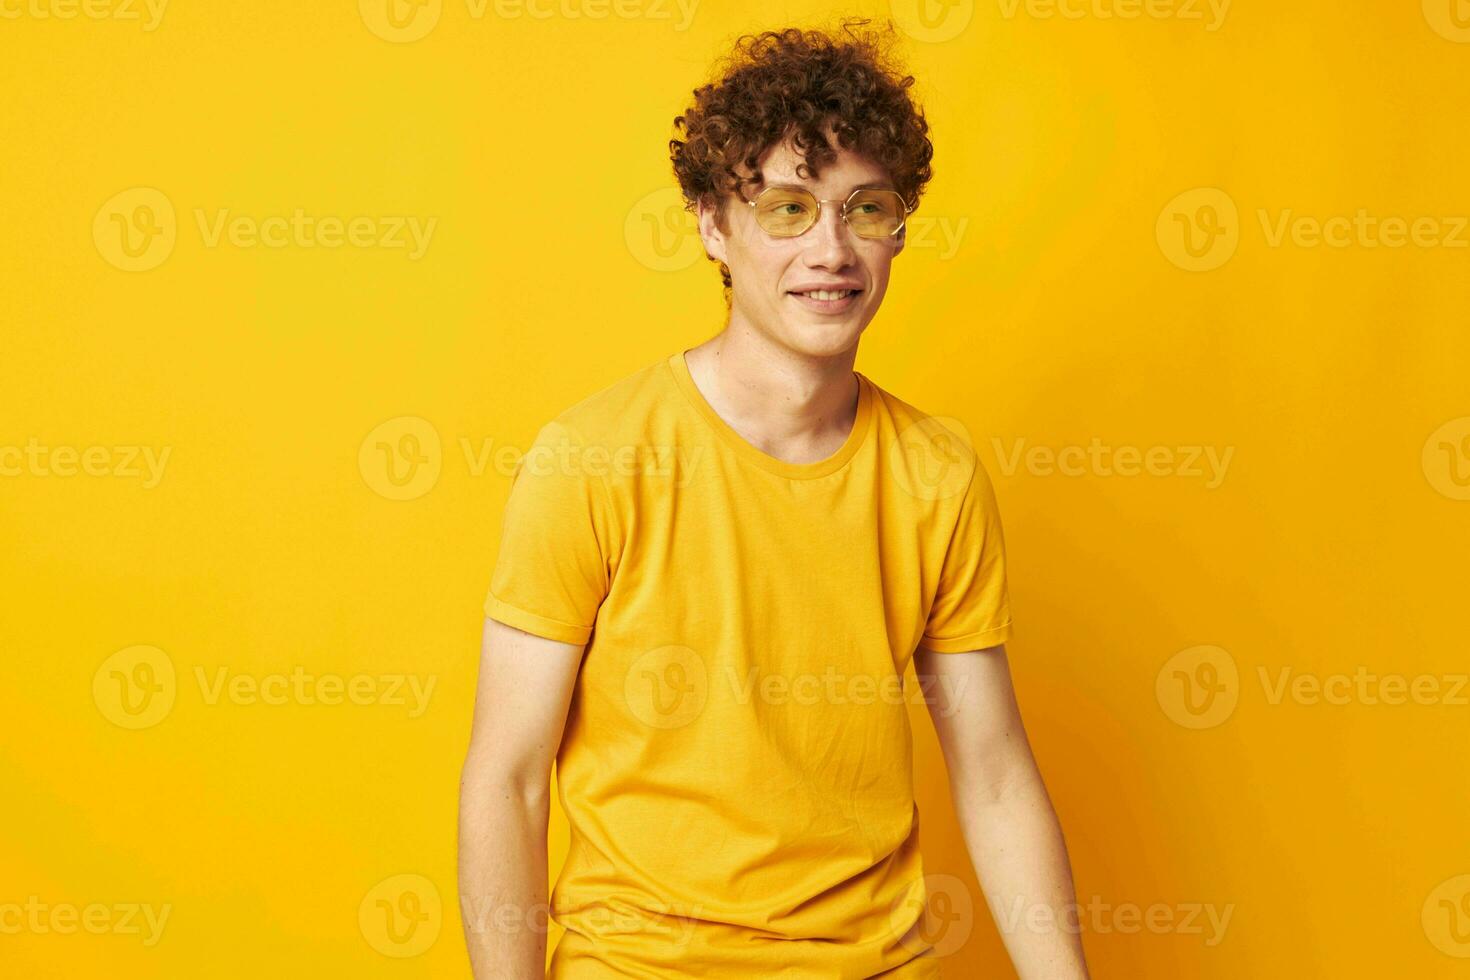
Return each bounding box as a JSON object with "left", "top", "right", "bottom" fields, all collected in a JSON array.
[
  {"left": 913, "top": 644, "right": 1090, "bottom": 979},
  {"left": 458, "top": 616, "right": 585, "bottom": 979}
]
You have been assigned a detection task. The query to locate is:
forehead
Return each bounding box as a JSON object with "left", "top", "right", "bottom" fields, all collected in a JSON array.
[{"left": 753, "top": 138, "right": 892, "bottom": 189}]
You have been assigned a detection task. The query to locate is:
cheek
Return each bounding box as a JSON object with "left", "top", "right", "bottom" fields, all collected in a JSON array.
[
  {"left": 735, "top": 243, "right": 801, "bottom": 292},
  {"left": 860, "top": 250, "right": 895, "bottom": 286}
]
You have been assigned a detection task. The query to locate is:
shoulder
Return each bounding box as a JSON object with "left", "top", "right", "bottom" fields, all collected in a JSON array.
[
  {"left": 533, "top": 354, "right": 673, "bottom": 449},
  {"left": 514, "top": 356, "right": 688, "bottom": 505},
  {"left": 862, "top": 372, "right": 936, "bottom": 431},
  {"left": 862, "top": 371, "right": 994, "bottom": 502}
]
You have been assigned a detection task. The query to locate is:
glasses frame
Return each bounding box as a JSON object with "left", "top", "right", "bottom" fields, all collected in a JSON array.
[{"left": 742, "top": 185, "right": 915, "bottom": 241}]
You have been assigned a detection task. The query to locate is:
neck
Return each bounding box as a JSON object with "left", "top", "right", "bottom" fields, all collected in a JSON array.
[{"left": 684, "top": 318, "right": 860, "bottom": 465}]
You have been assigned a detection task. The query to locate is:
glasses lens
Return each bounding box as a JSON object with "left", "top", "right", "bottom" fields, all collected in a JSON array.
[
  {"left": 845, "top": 190, "right": 905, "bottom": 238},
  {"left": 752, "top": 187, "right": 817, "bottom": 237}
]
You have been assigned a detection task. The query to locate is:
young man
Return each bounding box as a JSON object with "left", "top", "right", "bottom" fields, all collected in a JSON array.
[{"left": 459, "top": 22, "right": 1090, "bottom": 979}]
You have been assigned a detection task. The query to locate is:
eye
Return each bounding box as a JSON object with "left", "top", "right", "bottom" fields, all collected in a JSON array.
[{"left": 772, "top": 202, "right": 809, "bottom": 216}]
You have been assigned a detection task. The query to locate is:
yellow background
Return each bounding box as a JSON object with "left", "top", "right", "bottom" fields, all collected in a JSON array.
[{"left": 3, "top": 0, "right": 1467, "bottom": 976}]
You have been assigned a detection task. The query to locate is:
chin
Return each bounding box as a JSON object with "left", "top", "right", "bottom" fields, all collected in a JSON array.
[{"left": 778, "top": 319, "right": 867, "bottom": 359}]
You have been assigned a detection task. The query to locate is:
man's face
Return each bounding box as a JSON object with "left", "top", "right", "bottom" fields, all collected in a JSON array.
[{"left": 697, "top": 132, "right": 906, "bottom": 360}]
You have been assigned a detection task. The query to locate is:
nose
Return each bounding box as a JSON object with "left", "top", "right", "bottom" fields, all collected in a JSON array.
[{"left": 804, "top": 200, "right": 859, "bottom": 269}]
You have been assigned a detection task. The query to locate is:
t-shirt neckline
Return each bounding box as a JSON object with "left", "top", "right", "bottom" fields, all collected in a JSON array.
[{"left": 665, "top": 348, "right": 873, "bottom": 480}]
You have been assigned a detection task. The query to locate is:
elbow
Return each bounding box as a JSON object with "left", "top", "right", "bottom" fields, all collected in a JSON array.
[
  {"left": 459, "top": 747, "right": 551, "bottom": 814},
  {"left": 952, "top": 744, "right": 1045, "bottom": 809}
]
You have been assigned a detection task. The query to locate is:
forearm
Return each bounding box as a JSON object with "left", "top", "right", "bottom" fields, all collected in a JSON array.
[
  {"left": 458, "top": 768, "right": 551, "bottom": 979},
  {"left": 953, "top": 771, "right": 1090, "bottom": 979}
]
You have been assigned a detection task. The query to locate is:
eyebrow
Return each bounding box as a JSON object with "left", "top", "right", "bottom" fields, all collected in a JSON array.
[{"left": 759, "top": 180, "right": 897, "bottom": 194}]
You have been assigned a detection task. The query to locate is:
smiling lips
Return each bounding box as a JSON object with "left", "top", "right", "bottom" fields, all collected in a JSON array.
[
  {"left": 789, "top": 280, "right": 862, "bottom": 296},
  {"left": 789, "top": 287, "right": 862, "bottom": 312}
]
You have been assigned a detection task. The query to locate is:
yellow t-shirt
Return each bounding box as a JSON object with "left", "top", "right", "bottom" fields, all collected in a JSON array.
[{"left": 484, "top": 349, "right": 1012, "bottom": 978}]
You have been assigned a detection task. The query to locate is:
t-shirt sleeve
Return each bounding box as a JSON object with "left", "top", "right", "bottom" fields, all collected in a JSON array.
[
  {"left": 919, "top": 457, "right": 1013, "bottom": 653},
  {"left": 483, "top": 419, "right": 615, "bottom": 646}
]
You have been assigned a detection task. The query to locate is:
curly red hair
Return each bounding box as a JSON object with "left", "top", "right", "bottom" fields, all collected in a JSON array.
[{"left": 669, "top": 18, "right": 934, "bottom": 296}]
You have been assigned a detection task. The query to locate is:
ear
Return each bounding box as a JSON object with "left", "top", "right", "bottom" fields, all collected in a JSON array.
[
  {"left": 893, "top": 223, "right": 906, "bottom": 258},
  {"left": 696, "top": 196, "right": 728, "bottom": 265}
]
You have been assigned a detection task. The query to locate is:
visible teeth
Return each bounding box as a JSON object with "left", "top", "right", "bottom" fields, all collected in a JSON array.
[{"left": 801, "top": 289, "right": 853, "bottom": 301}]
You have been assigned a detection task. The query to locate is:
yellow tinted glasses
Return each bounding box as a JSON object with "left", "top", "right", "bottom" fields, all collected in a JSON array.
[{"left": 745, "top": 185, "right": 913, "bottom": 239}]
